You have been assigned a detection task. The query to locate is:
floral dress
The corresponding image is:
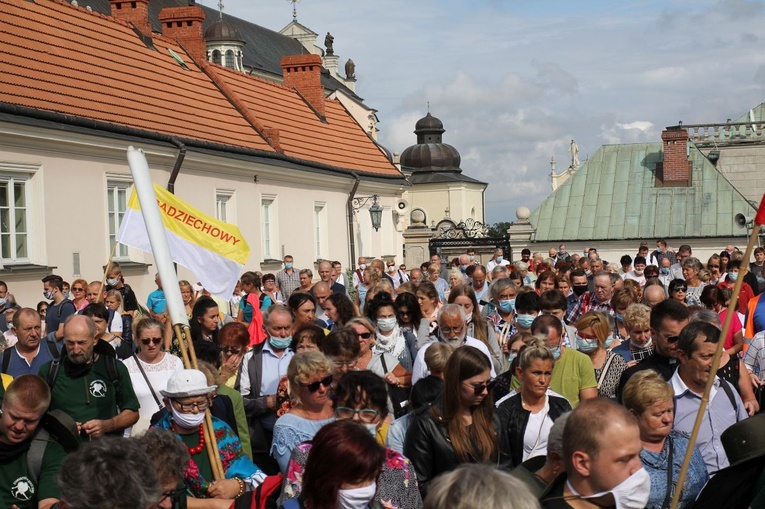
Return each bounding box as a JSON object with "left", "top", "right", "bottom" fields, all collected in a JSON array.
[
  {"left": 154, "top": 413, "right": 266, "bottom": 498},
  {"left": 277, "top": 442, "right": 422, "bottom": 509}
]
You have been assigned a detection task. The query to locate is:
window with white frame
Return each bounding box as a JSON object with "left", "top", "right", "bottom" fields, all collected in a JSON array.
[
  {"left": 314, "top": 202, "right": 328, "bottom": 260},
  {"left": 216, "top": 190, "right": 234, "bottom": 223},
  {"left": 261, "top": 196, "right": 276, "bottom": 259},
  {"left": 107, "top": 181, "right": 130, "bottom": 259},
  {"left": 0, "top": 176, "right": 29, "bottom": 262}
]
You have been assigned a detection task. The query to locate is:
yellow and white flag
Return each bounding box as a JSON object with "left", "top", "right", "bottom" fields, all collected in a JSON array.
[{"left": 116, "top": 183, "right": 249, "bottom": 297}]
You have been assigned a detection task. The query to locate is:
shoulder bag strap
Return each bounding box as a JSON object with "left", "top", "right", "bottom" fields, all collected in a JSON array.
[
  {"left": 132, "top": 354, "right": 163, "bottom": 409},
  {"left": 1, "top": 348, "right": 11, "bottom": 374},
  {"left": 597, "top": 352, "right": 616, "bottom": 390},
  {"left": 661, "top": 434, "right": 674, "bottom": 509}
]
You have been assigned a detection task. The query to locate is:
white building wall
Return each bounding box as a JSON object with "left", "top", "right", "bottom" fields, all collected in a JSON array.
[{"left": 408, "top": 183, "right": 485, "bottom": 226}]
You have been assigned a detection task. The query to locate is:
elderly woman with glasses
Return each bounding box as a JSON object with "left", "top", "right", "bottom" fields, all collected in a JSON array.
[
  {"left": 271, "top": 351, "right": 336, "bottom": 474},
  {"left": 123, "top": 317, "right": 183, "bottom": 435},
  {"left": 405, "top": 346, "right": 511, "bottom": 497},
  {"left": 278, "top": 371, "right": 423, "bottom": 509},
  {"left": 214, "top": 322, "right": 250, "bottom": 388},
  {"left": 668, "top": 278, "right": 688, "bottom": 305},
  {"left": 154, "top": 369, "right": 266, "bottom": 500}
]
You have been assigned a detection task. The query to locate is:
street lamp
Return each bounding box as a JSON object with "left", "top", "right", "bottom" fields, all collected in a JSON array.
[{"left": 352, "top": 194, "right": 383, "bottom": 231}]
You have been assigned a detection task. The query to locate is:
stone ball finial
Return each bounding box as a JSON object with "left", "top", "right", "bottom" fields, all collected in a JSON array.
[
  {"left": 516, "top": 206, "right": 531, "bottom": 220},
  {"left": 410, "top": 208, "right": 426, "bottom": 225}
]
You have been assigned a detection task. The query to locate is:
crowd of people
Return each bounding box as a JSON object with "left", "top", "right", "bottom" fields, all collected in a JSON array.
[{"left": 1, "top": 240, "right": 765, "bottom": 508}]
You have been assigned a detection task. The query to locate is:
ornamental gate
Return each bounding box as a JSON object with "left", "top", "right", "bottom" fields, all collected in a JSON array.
[{"left": 428, "top": 218, "right": 511, "bottom": 262}]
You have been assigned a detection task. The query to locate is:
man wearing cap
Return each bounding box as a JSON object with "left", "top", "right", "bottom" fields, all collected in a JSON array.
[
  {"left": 0, "top": 374, "right": 66, "bottom": 509},
  {"left": 671, "top": 321, "right": 748, "bottom": 475},
  {"left": 38, "top": 315, "right": 139, "bottom": 440},
  {"left": 156, "top": 369, "right": 266, "bottom": 499}
]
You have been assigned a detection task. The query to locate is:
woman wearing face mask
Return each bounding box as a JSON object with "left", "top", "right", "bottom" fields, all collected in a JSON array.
[
  {"left": 611, "top": 304, "right": 654, "bottom": 367},
  {"left": 514, "top": 291, "right": 540, "bottom": 335},
  {"left": 366, "top": 293, "right": 415, "bottom": 372},
  {"left": 271, "top": 352, "right": 336, "bottom": 473},
  {"left": 610, "top": 287, "right": 638, "bottom": 342},
  {"left": 279, "top": 420, "right": 387, "bottom": 509},
  {"left": 492, "top": 332, "right": 533, "bottom": 402},
  {"left": 405, "top": 346, "right": 511, "bottom": 497},
  {"left": 448, "top": 285, "right": 503, "bottom": 373},
  {"left": 496, "top": 338, "right": 571, "bottom": 468},
  {"left": 717, "top": 259, "right": 755, "bottom": 314},
  {"left": 575, "top": 312, "right": 627, "bottom": 400},
  {"left": 154, "top": 369, "right": 267, "bottom": 500},
  {"left": 279, "top": 372, "right": 423, "bottom": 509},
  {"left": 485, "top": 278, "right": 519, "bottom": 353},
  {"left": 622, "top": 370, "right": 708, "bottom": 509}
]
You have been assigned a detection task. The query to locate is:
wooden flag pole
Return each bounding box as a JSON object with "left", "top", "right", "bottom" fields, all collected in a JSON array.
[{"left": 670, "top": 197, "right": 765, "bottom": 508}]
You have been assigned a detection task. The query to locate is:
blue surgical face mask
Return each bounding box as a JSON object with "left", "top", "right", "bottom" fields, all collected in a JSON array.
[
  {"left": 285, "top": 262, "right": 293, "bottom": 269},
  {"left": 498, "top": 299, "right": 515, "bottom": 314},
  {"left": 660, "top": 267, "right": 670, "bottom": 275},
  {"left": 63, "top": 292, "right": 70, "bottom": 300},
  {"left": 496, "top": 256, "right": 504, "bottom": 263},
  {"left": 550, "top": 346, "right": 561, "bottom": 360},
  {"left": 615, "top": 313, "right": 624, "bottom": 323},
  {"left": 460, "top": 265, "right": 468, "bottom": 273},
  {"left": 729, "top": 271, "right": 739, "bottom": 281},
  {"left": 575, "top": 333, "right": 599, "bottom": 353},
  {"left": 269, "top": 335, "right": 292, "bottom": 350},
  {"left": 507, "top": 352, "right": 517, "bottom": 363},
  {"left": 585, "top": 270, "right": 592, "bottom": 276},
  {"left": 605, "top": 335, "right": 614, "bottom": 349},
  {"left": 516, "top": 313, "right": 536, "bottom": 329}
]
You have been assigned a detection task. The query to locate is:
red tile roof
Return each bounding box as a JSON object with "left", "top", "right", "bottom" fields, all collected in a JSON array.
[{"left": 0, "top": 0, "right": 401, "bottom": 177}]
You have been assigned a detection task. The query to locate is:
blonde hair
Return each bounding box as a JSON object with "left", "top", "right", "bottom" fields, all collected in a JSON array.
[
  {"left": 622, "top": 369, "right": 673, "bottom": 415},
  {"left": 287, "top": 351, "right": 333, "bottom": 399},
  {"left": 623, "top": 303, "right": 651, "bottom": 332},
  {"left": 424, "top": 342, "right": 454, "bottom": 373},
  {"left": 575, "top": 312, "right": 611, "bottom": 347}
]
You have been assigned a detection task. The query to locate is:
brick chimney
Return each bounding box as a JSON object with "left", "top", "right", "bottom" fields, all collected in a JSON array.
[
  {"left": 281, "top": 54, "right": 325, "bottom": 117},
  {"left": 158, "top": 5, "right": 206, "bottom": 62},
  {"left": 110, "top": 0, "right": 151, "bottom": 35},
  {"left": 660, "top": 128, "right": 691, "bottom": 186}
]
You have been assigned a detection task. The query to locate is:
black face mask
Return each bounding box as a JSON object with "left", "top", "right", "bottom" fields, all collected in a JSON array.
[{"left": 572, "top": 285, "right": 589, "bottom": 296}]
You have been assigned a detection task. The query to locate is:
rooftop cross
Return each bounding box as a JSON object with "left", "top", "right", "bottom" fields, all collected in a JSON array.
[{"left": 217, "top": 0, "right": 223, "bottom": 20}]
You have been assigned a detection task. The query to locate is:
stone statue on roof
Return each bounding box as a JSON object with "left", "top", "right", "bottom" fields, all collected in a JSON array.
[
  {"left": 325, "top": 32, "right": 334, "bottom": 55},
  {"left": 345, "top": 58, "right": 355, "bottom": 80},
  {"left": 570, "top": 139, "right": 580, "bottom": 168}
]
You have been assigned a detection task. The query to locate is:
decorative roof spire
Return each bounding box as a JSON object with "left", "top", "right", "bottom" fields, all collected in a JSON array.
[
  {"left": 218, "top": 0, "right": 223, "bottom": 20},
  {"left": 288, "top": 0, "right": 300, "bottom": 21}
]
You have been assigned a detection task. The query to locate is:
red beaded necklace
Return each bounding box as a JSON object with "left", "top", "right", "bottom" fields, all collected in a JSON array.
[{"left": 173, "top": 423, "right": 205, "bottom": 455}]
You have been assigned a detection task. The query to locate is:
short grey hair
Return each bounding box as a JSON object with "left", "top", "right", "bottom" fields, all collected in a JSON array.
[
  {"left": 132, "top": 428, "right": 190, "bottom": 487},
  {"left": 547, "top": 411, "right": 571, "bottom": 454},
  {"left": 690, "top": 308, "right": 722, "bottom": 328},
  {"left": 516, "top": 261, "right": 529, "bottom": 272},
  {"left": 263, "top": 304, "right": 293, "bottom": 326},
  {"left": 437, "top": 303, "right": 466, "bottom": 327},
  {"left": 490, "top": 278, "right": 517, "bottom": 303},
  {"left": 681, "top": 256, "right": 703, "bottom": 271},
  {"left": 58, "top": 437, "right": 162, "bottom": 509},
  {"left": 425, "top": 464, "right": 541, "bottom": 509}
]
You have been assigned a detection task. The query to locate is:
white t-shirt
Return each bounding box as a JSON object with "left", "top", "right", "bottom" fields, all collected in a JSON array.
[
  {"left": 412, "top": 336, "right": 496, "bottom": 385},
  {"left": 123, "top": 353, "right": 184, "bottom": 436},
  {"left": 523, "top": 396, "right": 554, "bottom": 461}
]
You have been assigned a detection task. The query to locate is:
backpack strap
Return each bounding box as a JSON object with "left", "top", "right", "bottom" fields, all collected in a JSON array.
[
  {"left": 1, "top": 348, "right": 11, "bottom": 374},
  {"left": 45, "top": 340, "right": 61, "bottom": 361},
  {"left": 26, "top": 429, "right": 49, "bottom": 487},
  {"left": 47, "top": 360, "right": 61, "bottom": 389},
  {"left": 105, "top": 355, "right": 120, "bottom": 387},
  {"left": 719, "top": 378, "right": 739, "bottom": 413}
]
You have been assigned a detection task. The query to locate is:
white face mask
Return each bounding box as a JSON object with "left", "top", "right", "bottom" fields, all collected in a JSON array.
[
  {"left": 577, "top": 468, "right": 651, "bottom": 509},
  {"left": 107, "top": 277, "right": 119, "bottom": 286},
  {"left": 358, "top": 264, "right": 367, "bottom": 271},
  {"left": 362, "top": 423, "right": 377, "bottom": 437},
  {"left": 377, "top": 317, "right": 397, "bottom": 332},
  {"left": 337, "top": 482, "right": 376, "bottom": 509},
  {"left": 170, "top": 405, "right": 206, "bottom": 429}
]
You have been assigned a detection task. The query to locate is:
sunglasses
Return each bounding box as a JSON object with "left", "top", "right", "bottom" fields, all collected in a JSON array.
[
  {"left": 464, "top": 379, "right": 496, "bottom": 396},
  {"left": 72, "top": 287, "right": 84, "bottom": 292},
  {"left": 672, "top": 288, "right": 687, "bottom": 293},
  {"left": 398, "top": 310, "right": 411, "bottom": 316},
  {"left": 356, "top": 332, "right": 373, "bottom": 339},
  {"left": 301, "top": 375, "right": 333, "bottom": 393},
  {"left": 140, "top": 337, "right": 163, "bottom": 346},
  {"left": 666, "top": 335, "right": 680, "bottom": 344},
  {"left": 220, "top": 346, "right": 242, "bottom": 355}
]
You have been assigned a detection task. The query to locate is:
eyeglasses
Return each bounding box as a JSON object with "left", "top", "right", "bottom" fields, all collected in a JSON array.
[
  {"left": 464, "top": 379, "right": 496, "bottom": 396},
  {"left": 666, "top": 335, "right": 680, "bottom": 344},
  {"left": 301, "top": 375, "right": 333, "bottom": 393},
  {"left": 140, "top": 337, "right": 163, "bottom": 346},
  {"left": 173, "top": 400, "right": 210, "bottom": 412},
  {"left": 158, "top": 486, "right": 185, "bottom": 504},
  {"left": 333, "top": 359, "right": 358, "bottom": 369},
  {"left": 335, "top": 406, "right": 380, "bottom": 423},
  {"left": 440, "top": 325, "right": 464, "bottom": 335},
  {"left": 356, "top": 332, "right": 373, "bottom": 339},
  {"left": 220, "top": 346, "right": 242, "bottom": 355}
]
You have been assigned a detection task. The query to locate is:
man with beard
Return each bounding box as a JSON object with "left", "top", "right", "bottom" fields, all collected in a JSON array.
[
  {"left": 0, "top": 375, "right": 65, "bottom": 509},
  {"left": 38, "top": 315, "right": 139, "bottom": 441},
  {"left": 411, "top": 304, "right": 496, "bottom": 384}
]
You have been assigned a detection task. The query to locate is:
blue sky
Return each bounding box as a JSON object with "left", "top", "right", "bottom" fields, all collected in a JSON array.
[{"left": 215, "top": 0, "right": 765, "bottom": 224}]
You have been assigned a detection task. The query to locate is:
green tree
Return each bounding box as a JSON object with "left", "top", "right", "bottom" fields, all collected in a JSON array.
[{"left": 487, "top": 221, "right": 512, "bottom": 238}]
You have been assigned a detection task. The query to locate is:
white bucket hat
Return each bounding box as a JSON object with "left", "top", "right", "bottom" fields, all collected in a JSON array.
[{"left": 160, "top": 369, "right": 217, "bottom": 398}]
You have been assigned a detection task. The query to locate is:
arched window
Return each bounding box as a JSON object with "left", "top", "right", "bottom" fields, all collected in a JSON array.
[
  {"left": 225, "top": 50, "right": 235, "bottom": 69},
  {"left": 212, "top": 50, "right": 221, "bottom": 65}
]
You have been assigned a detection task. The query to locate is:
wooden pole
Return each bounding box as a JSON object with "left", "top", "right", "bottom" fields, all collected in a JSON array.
[
  {"left": 174, "top": 323, "right": 225, "bottom": 481},
  {"left": 98, "top": 242, "right": 119, "bottom": 304},
  {"left": 669, "top": 223, "right": 762, "bottom": 508}
]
